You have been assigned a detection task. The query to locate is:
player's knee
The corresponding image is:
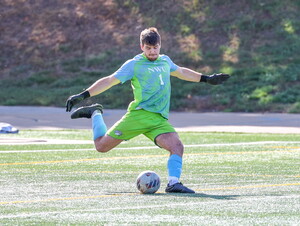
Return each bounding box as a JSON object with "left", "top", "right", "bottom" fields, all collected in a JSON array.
[
  {"left": 94, "top": 137, "right": 108, "bottom": 153},
  {"left": 94, "top": 143, "right": 109, "bottom": 153},
  {"left": 95, "top": 146, "right": 109, "bottom": 153},
  {"left": 176, "top": 141, "right": 184, "bottom": 151},
  {"left": 171, "top": 141, "right": 184, "bottom": 156},
  {"left": 178, "top": 142, "right": 184, "bottom": 154}
]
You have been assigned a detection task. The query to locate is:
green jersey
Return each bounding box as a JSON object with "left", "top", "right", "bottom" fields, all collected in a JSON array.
[{"left": 113, "top": 53, "right": 178, "bottom": 119}]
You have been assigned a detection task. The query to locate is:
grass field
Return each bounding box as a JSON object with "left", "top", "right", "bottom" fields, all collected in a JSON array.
[{"left": 1, "top": 130, "right": 300, "bottom": 225}]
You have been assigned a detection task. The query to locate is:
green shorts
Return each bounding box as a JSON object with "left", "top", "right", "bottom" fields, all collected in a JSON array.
[{"left": 107, "top": 109, "right": 175, "bottom": 142}]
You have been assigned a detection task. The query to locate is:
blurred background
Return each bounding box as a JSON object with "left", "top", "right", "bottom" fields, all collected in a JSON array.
[{"left": 1, "top": 0, "right": 299, "bottom": 113}]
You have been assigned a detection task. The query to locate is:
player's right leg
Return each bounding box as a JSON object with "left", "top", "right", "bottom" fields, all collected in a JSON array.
[
  {"left": 155, "top": 133, "right": 195, "bottom": 193},
  {"left": 143, "top": 115, "right": 195, "bottom": 193}
]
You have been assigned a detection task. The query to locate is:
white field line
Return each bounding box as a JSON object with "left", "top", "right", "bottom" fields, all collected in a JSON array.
[
  {"left": 0, "top": 202, "right": 226, "bottom": 219},
  {"left": 1, "top": 193, "right": 300, "bottom": 219},
  {"left": 0, "top": 141, "right": 300, "bottom": 154},
  {"left": 0, "top": 138, "right": 93, "bottom": 145}
]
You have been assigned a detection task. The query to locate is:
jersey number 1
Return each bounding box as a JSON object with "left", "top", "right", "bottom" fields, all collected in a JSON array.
[{"left": 159, "top": 74, "right": 164, "bottom": 85}]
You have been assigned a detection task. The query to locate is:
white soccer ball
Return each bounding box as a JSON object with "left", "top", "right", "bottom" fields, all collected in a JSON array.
[{"left": 136, "top": 171, "right": 161, "bottom": 194}]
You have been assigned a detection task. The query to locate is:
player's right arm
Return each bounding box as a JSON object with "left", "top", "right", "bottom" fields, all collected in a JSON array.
[
  {"left": 87, "top": 75, "right": 120, "bottom": 96},
  {"left": 66, "top": 58, "right": 134, "bottom": 112},
  {"left": 66, "top": 75, "right": 120, "bottom": 112}
]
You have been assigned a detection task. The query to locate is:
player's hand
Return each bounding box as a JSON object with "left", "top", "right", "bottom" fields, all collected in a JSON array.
[
  {"left": 66, "top": 90, "right": 90, "bottom": 112},
  {"left": 201, "top": 73, "right": 230, "bottom": 85}
]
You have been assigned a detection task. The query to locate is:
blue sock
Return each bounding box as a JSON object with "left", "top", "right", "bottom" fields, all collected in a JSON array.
[
  {"left": 92, "top": 111, "right": 107, "bottom": 140},
  {"left": 167, "top": 154, "right": 182, "bottom": 180}
]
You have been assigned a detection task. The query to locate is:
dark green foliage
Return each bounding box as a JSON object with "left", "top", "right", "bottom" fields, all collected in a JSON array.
[{"left": 1, "top": 0, "right": 300, "bottom": 112}]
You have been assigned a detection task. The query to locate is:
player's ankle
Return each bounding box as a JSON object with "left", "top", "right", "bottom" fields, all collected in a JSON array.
[
  {"left": 92, "top": 110, "right": 102, "bottom": 118},
  {"left": 168, "top": 176, "right": 179, "bottom": 186}
]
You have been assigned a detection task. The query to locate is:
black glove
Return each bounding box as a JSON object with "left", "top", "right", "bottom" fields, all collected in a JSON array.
[
  {"left": 200, "top": 73, "right": 230, "bottom": 85},
  {"left": 66, "top": 90, "right": 90, "bottom": 112}
]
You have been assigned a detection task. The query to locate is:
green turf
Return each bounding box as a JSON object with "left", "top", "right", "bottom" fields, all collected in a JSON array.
[{"left": 0, "top": 131, "right": 300, "bottom": 225}]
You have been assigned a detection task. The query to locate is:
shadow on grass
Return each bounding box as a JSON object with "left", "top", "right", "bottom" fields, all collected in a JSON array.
[
  {"left": 114, "top": 192, "right": 239, "bottom": 200},
  {"left": 155, "top": 193, "right": 239, "bottom": 200}
]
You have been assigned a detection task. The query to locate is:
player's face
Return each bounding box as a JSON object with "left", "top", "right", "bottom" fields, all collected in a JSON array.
[{"left": 141, "top": 43, "right": 161, "bottom": 61}]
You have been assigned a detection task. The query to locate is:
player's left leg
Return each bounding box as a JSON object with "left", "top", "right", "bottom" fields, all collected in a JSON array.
[
  {"left": 155, "top": 133, "right": 195, "bottom": 193},
  {"left": 71, "top": 103, "right": 123, "bottom": 153},
  {"left": 94, "top": 134, "right": 123, "bottom": 153}
]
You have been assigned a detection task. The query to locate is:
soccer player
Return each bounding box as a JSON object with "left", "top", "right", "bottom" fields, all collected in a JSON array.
[{"left": 66, "top": 27, "right": 230, "bottom": 193}]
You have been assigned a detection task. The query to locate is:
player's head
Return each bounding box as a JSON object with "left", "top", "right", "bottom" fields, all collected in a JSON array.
[
  {"left": 140, "top": 27, "right": 161, "bottom": 46},
  {"left": 140, "top": 27, "right": 161, "bottom": 61}
]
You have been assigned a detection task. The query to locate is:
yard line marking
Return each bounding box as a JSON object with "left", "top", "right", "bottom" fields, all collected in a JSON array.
[
  {"left": 0, "top": 202, "right": 194, "bottom": 219},
  {"left": 197, "top": 173, "right": 300, "bottom": 178},
  {"left": 0, "top": 194, "right": 125, "bottom": 205},
  {"left": 0, "top": 149, "right": 96, "bottom": 153},
  {"left": 1, "top": 148, "right": 300, "bottom": 166},
  {"left": 186, "top": 149, "right": 300, "bottom": 157},
  {"left": 0, "top": 154, "right": 167, "bottom": 166},
  {"left": 1, "top": 141, "right": 300, "bottom": 154},
  {"left": 74, "top": 170, "right": 136, "bottom": 174},
  {"left": 1, "top": 182, "right": 299, "bottom": 205},
  {"left": 270, "top": 146, "right": 300, "bottom": 149},
  {"left": 6, "top": 169, "right": 300, "bottom": 178},
  {"left": 0, "top": 146, "right": 160, "bottom": 154},
  {"left": 185, "top": 141, "right": 300, "bottom": 148},
  {"left": 2, "top": 194, "right": 300, "bottom": 219},
  {"left": 196, "top": 182, "right": 300, "bottom": 192}
]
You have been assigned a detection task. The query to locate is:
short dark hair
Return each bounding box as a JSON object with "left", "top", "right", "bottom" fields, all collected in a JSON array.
[{"left": 140, "top": 27, "right": 161, "bottom": 46}]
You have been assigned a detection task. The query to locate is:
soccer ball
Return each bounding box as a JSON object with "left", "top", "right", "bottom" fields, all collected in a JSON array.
[{"left": 136, "top": 171, "right": 161, "bottom": 194}]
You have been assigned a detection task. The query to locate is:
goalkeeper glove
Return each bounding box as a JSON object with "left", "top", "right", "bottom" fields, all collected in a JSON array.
[
  {"left": 200, "top": 73, "right": 230, "bottom": 85},
  {"left": 66, "top": 90, "right": 90, "bottom": 112}
]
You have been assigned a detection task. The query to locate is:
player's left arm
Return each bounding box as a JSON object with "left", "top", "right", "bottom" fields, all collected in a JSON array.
[
  {"left": 171, "top": 67, "right": 202, "bottom": 82},
  {"left": 171, "top": 66, "right": 230, "bottom": 85}
]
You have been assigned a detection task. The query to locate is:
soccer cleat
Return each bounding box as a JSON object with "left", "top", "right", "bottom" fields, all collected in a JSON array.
[
  {"left": 71, "top": 104, "right": 103, "bottom": 119},
  {"left": 165, "top": 182, "right": 195, "bottom": 193}
]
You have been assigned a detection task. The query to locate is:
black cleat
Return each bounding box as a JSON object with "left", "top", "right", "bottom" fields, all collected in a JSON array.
[
  {"left": 165, "top": 182, "right": 195, "bottom": 193},
  {"left": 71, "top": 104, "right": 103, "bottom": 119}
]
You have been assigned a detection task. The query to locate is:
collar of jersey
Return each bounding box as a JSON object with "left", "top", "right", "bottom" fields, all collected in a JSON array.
[{"left": 141, "top": 53, "right": 161, "bottom": 62}]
